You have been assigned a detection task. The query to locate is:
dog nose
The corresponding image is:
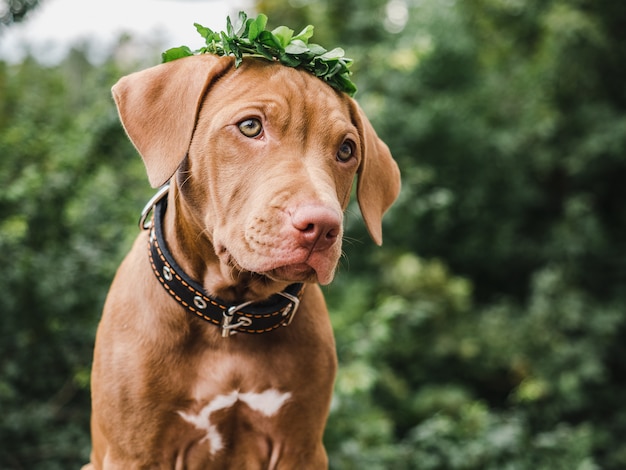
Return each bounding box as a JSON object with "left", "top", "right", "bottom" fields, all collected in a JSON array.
[{"left": 291, "top": 205, "right": 341, "bottom": 251}]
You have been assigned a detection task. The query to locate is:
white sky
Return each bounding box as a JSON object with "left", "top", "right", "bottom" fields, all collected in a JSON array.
[{"left": 0, "top": 0, "right": 254, "bottom": 64}]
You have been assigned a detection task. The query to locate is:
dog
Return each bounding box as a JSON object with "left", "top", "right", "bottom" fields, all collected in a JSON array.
[{"left": 84, "top": 54, "right": 400, "bottom": 469}]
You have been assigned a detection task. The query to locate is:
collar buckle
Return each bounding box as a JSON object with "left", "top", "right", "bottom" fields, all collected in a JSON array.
[
  {"left": 220, "top": 290, "right": 301, "bottom": 337},
  {"left": 221, "top": 301, "right": 254, "bottom": 337},
  {"left": 277, "top": 291, "right": 300, "bottom": 327}
]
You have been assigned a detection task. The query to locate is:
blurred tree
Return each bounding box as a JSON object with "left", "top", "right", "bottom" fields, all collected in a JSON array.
[
  {"left": 0, "top": 46, "right": 150, "bottom": 468},
  {"left": 0, "top": 0, "right": 41, "bottom": 27}
]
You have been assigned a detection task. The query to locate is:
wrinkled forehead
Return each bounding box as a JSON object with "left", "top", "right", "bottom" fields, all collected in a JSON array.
[{"left": 201, "top": 58, "right": 355, "bottom": 131}]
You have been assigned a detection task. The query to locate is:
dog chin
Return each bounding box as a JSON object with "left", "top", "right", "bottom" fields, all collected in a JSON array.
[
  {"left": 268, "top": 262, "right": 339, "bottom": 285},
  {"left": 268, "top": 264, "right": 319, "bottom": 283}
]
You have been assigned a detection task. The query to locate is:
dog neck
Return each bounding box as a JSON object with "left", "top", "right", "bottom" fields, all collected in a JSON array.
[{"left": 161, "top": 181, "right": 293, "bottom": 304}]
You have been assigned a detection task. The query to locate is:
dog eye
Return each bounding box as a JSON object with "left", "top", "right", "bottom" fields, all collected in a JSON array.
[
  {"left": 238, "top": 118, "right": 263, "bottom": 138},
  {"left": 337, "top": 141, "right": 355, "bottom": 162}
]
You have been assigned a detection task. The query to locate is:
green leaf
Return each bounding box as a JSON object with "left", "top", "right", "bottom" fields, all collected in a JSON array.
[
  {"left": 161, "top": 46, "right": 194, "bottom": 63},
  {"left": 279, "top": 53, "right": 302, "bottom": 67},
  {"left": 285, "top": 40, "right": 310, "bottom": 55},
  {"left": 272, "top": 25, "right": 294, "bottom": 49},
  {"left": 324, "top": 61, "right": 342, "bottom": 78},
  {"left": 235, "top": 11, "right": 248, "bottom": 36},
  {"left": 308, "top": 43, "right": 327, "bottom": 55},
  {"left": 293, "top": 25, "right": 314, "bottom": 43},
  {"left": 320, "top": 47, "right": 346, "bottom": 60},
  {"left": 220, "top": 32, "right": 231, "bottom": 54},
  {"left": 313, "top": 60, "right": 330, "bottom": 76},
  {"left": 226, "top": 15, "right": 235, "bottom": 37},
  {"left": 257, "top": 30, "right": 282, "bottom": 50},
  {"left": 194, "top": 23, "right": 216, "bottom": 43},
  {"left": 254, "top": 43, "right": 274, "bottom": 61},
  {"left": 249, "top": 14, "right": 268, "bottom": 41},
  {"left": 335, "top": 74, "right": 358, "bottom": 96}
]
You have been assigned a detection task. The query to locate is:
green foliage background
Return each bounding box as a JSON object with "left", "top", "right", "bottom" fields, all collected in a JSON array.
[{"left": 2, "top": 0, "right": 626, "bottom": 468}]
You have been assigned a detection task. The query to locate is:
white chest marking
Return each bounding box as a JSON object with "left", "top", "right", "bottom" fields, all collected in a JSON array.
[
  {"left": 178, "top": 389, "right": 292, "bottom": 454},
  {"left": 238, "top": 389, "right": 292, "bottom": 416}
]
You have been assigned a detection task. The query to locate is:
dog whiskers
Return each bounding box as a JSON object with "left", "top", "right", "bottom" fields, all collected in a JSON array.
[
  {"left": 195, "top": 228, "right": 211, "bottom": 243},
  {"left": 179, "top": 175, "right": 193, "bottom": 190},
  {"left": 337, "top": 249, "right": 350, "bottom": 271},
  {"left": 177, "top": 166, "right": 193, "bottom": 189}
]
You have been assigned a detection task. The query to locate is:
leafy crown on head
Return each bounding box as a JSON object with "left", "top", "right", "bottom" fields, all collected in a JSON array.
[{"left": 162, "top": 11, "right": 357, "bottom": 96}]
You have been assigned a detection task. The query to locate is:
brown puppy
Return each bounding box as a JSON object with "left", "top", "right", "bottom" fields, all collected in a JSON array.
[{"left": 84, "top": 54, "right": 400, "bottom": 469}]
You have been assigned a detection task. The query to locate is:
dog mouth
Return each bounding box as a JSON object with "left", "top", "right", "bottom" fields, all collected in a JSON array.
[
  {"left": 217, "top": 245, "right": 332, "bottom": 284},
  {"left": 260, "top": 253, "right": 338, "bottom": 285}
]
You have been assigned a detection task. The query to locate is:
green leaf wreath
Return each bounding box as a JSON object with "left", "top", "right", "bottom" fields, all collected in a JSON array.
[{"left": 162, "top": 11, "right": 357, "bottom": 96}]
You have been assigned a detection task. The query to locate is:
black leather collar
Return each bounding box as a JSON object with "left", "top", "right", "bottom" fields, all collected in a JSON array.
[{"left": 142, "top": 185, "right": 304, "bottom": 337}]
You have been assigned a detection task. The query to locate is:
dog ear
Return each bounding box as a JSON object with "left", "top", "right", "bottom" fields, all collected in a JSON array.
[
  {"left": 351, "top": 100, "right": 401, "bottom": 245},
  {"left": 112, "top": 55, "right": 233, "bottom": 188}
]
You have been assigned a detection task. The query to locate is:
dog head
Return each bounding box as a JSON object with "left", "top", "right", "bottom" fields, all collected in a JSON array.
[{"left": 112, "top": 55, "right": 400, "bottom": 286}]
